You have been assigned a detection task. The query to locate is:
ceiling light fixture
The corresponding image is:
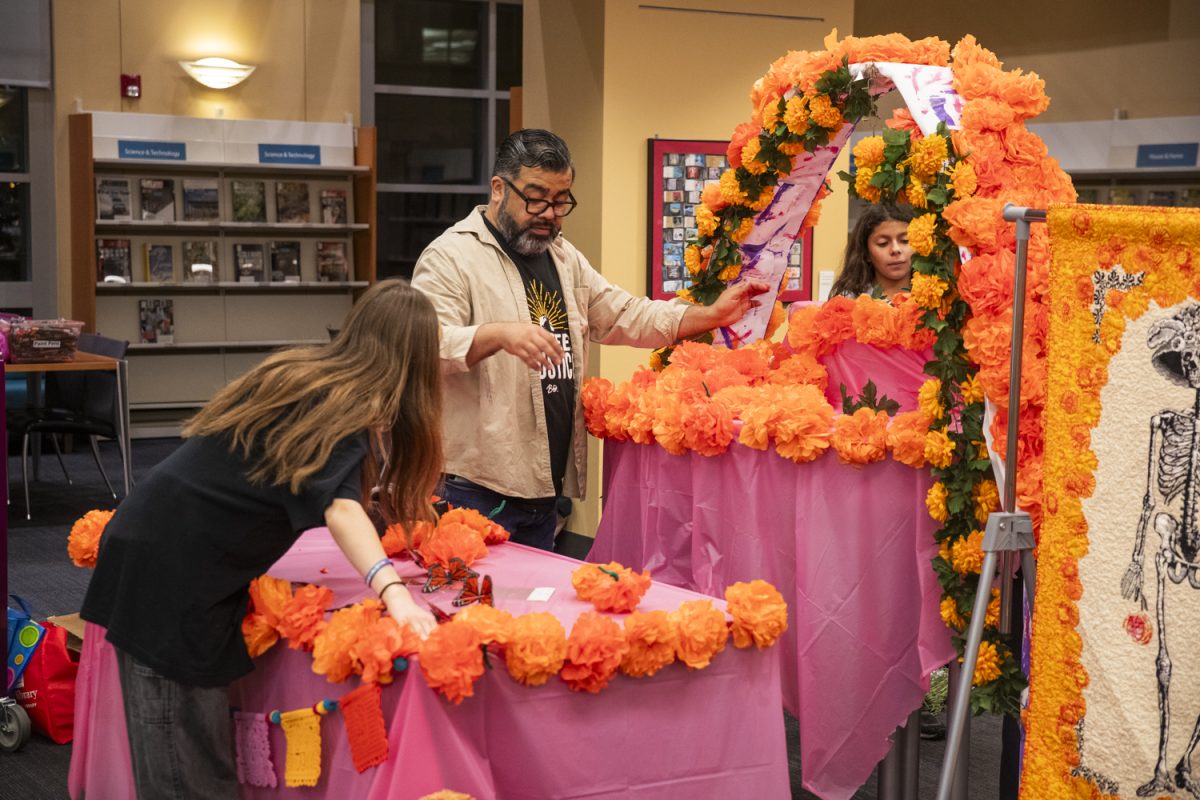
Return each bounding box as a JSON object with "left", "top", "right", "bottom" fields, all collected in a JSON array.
[{"left": 179, "top": 57, "right": 256, "bottom": 90}]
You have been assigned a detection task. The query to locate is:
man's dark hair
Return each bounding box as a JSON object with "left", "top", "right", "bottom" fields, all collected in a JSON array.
[{"left": 492, "top": 129, "right": 574, "bottom": 180}]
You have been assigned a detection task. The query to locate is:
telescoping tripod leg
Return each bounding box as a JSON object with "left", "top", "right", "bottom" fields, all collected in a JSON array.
[{"left": 936, "top": 204, "right": 1045, "bottom": 800}]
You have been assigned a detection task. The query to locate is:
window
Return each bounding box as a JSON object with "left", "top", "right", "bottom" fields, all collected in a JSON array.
[
  {"left": 0, "top": 87, "right": 30, "bottom": 285},
  {"left": 367, "top": 0, "right": 521, "bottom": 280}
]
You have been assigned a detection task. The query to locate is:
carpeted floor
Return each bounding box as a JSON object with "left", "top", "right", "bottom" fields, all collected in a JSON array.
[{"left": 3, "top": 437, "right": 1006, "bottom": 799}]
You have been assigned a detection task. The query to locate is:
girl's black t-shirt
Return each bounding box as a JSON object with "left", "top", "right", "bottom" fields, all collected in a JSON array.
[{"left": 81, "top": 430, "right": 369, "bottom": 686}]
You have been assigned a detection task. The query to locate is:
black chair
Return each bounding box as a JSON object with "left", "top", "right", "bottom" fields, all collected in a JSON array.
[{"left": 8, "top": 332, "right": 130, "bottom": 519}]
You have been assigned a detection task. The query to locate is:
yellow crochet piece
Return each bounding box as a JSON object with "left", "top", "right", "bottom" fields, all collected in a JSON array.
[{"left": 280, "top": 708, "right": 322, "bottom": 788}]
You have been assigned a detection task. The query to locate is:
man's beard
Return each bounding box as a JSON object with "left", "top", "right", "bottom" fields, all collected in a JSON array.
[{"left": 495, "top": 203, "right": 559, "bottom": 256}]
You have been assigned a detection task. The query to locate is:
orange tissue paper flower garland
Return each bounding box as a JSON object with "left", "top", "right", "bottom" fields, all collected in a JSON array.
[{"left": 571, "top": 562, "right": 652, "bottom": 613}]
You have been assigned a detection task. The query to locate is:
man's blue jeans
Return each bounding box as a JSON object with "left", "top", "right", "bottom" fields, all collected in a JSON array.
[{"left": 439, "top": 474, "right": 558, "bottom": 551}]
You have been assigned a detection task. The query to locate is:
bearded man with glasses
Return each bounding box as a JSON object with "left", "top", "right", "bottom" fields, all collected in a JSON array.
[{"left": 413, "top": 129, "right": 767, "bottom": 550}]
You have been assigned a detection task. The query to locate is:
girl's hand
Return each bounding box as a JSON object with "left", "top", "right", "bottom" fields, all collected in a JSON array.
[{"left": 381, "top": 583, "right": 437, "bottom": 639}]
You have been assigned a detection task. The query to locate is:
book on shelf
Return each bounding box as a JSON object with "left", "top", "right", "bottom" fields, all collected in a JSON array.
[
  {"left": 96, "top": 238, "right": 132, "bottom": 283},
  {"left": 234, "top": 243, "right": 266, "bottom": 283},
  {"left": 144, "top": 243, "right": 174, "bottom": 283},
  {"left": 270, "top": 240, "right": 302, "bottom": 283},
  {"left": 138, "top": 298, "right": 175, "bottom": 345},
  {"left": 231, "top": 179, "right": 267, "bottom": 223},
  {"left": 316, "top": 240, "right": 349, "bottom": 282},
  {"left": 275, "top": 181, "right": 311, "bottom": 223},
  {"left": 139, "top": 178, "right": 176, "bottom": 222},
  {"left": 182, "top": 178, "right": 220, "bottom": 221},
  {"left": 96, "top": 178, "right": 132, "bottom": 221},
  {"left": 182, "top": 240, "right": 218, "bottom": 283},
  {"left": 320, "top": 188, "right": 348, "bottom": 224}
]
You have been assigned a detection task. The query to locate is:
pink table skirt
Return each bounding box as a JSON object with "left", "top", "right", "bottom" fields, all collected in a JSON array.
[
  {"left": 590, "top": 438, "right": 953, "bottom": 800},
  {"left": 70, "top": 530, "right": 789, "bottom": 800}
]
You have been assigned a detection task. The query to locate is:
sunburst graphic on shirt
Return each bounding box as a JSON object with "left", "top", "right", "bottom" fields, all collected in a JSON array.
[{"left": 527, "top": 280, "right": 567, "bottom": 332}]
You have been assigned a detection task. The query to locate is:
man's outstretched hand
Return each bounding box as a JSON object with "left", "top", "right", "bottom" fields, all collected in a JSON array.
[{"left": 677, "top": 279, "right": 772, "bottom": 339}]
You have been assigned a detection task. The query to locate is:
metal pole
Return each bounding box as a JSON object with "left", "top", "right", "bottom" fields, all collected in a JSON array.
[
  {"left": 878, "top": 733, "right": 903, "bottom": 800},
  {"left": 936, "top": 204, "right": 1046, "bottom": 800},
  {"left": 902, "top": 707, "right": 921, "bottom": 800}
]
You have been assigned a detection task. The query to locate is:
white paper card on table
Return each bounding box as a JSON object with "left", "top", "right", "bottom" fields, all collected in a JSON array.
[{"left": 526, "top": 587, "right": 555, "bottom": 602}]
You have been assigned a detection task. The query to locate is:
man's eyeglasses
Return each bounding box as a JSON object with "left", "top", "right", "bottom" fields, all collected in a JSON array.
[{"left": 502, "top": 177, "right": 577, "bottom": 217}]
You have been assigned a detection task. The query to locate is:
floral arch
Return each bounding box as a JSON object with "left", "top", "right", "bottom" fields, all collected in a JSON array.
[{"left": 583, "top": 31, "right": 1075, "bottom": 722}]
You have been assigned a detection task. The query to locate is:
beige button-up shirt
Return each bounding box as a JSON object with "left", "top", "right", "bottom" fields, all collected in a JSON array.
[{"left": 412, "top": 207, "right": 687, "bottom": 500}]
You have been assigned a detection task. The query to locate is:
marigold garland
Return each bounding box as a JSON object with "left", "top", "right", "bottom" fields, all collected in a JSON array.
[
  {"left": 418, "top": 618, "right": 486, "bottom": 705},
  {"left": 620, "top": 610, "right": 679, "bottom": 678}
]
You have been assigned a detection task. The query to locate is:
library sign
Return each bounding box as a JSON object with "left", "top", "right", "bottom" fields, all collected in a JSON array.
[
  {"left": 258, "top": 144, "right": 322, "bottom": 166},
  {"left": 118, "top": 140, "right": 186, "bottom": 161},
  {"left": 1135, "top": 142, "right": 1199, "bottom": 168}
]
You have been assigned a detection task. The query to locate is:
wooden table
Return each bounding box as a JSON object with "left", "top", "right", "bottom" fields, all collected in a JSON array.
[{"left": 6, "top": 351, "right": 132, "bottom": 495}]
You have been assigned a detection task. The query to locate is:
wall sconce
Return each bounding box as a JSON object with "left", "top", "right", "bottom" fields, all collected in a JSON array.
[{"left": 179, "top": 57, "right": 256, "bottom": 90}]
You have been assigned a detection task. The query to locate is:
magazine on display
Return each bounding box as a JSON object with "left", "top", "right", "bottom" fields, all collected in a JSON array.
[
  {"left": 234, "top": 243, "right": 266, "bottom": 283},
  {"left": 316, "top": 241, "right": 349, "bottom": 282},
  {"left": 275, "top": 181, "right": 310, "bottom": 223},
  {"left": 182, "top": 240, "right": 218, "bottom": 283},
  {"left": 320, "top": 188, "right": 348, "bottom": 224},
  {"left": 270, "top": 240, "right": 302, "bottom": 283},
  {"left": 96, "top": 178, "right": 132, "bottom": 221},
  {"left": 139, "top": 178, "right": 176, "bottom": 222},
  {"left": 144, "top": 243, "right": 174, "bottom": 283},
  {"left": 182, "top": 178, "right": 220, "bottom": 221},
  {"left": 138, "top": 298, "right": 175, "bottom": 345},
  {"left": 231, "top": 179, "right": 267, "bottom": 223},
  {"left": 96, "top": 238, "right": 132, "bottom": 283}
]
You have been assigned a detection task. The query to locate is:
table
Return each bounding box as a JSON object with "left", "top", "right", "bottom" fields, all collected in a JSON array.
[
  {"left": 587, "top": 340, "right": 954, "bottom": 800},
  {"left": 6, "top": 351, "right": 133, "bottom": 494},
  {"left": 69, "top": 530, "right": 790, "bottom": 799}
]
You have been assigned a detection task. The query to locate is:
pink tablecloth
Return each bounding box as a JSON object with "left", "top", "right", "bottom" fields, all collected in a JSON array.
[
  {"left": 69, "top": 530, "right": 788, "bottom": 800},
  {"left": 589, "top": 340, "right": 952, "bottom": 800}
]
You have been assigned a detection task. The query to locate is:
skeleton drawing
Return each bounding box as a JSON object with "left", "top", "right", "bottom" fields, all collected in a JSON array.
[{"left": 1122, "top": 303, "right": 1200, "bottom": 798}]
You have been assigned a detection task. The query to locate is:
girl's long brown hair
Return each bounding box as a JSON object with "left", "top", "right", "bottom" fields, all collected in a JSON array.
[
  {"left": 829, "top": 204, "right": 914, "bottom": 298},
  {"left": 184, "top": 279, "right": 443, "bottom": 527}
]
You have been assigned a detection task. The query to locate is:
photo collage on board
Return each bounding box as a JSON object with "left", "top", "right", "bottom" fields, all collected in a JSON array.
[{"left": 660, "top": 152, "right": 727, "bottom": 295}]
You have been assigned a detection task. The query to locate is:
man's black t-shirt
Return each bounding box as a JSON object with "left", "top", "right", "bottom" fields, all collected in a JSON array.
[
  {"left": 81, "top": 430, "right": 369, "bottom": 686},
  {"left": 482, "top": 211, "right": 575, "bottom": 497}
]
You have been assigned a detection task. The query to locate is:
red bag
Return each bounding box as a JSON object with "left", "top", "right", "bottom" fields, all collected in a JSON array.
[{"left": 14, "top": 622, "right": 79, "bottom": 744}]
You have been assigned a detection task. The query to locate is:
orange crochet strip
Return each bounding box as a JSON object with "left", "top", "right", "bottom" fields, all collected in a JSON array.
[
  {"left": 341, "top": 683, "right": 389, "bottom": 773},
  {"left": 279, "top": 708, "right": 322, "bottom": 788}
]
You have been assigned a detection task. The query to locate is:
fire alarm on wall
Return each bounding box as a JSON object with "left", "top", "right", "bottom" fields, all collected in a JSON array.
[{"left": 121, "top": 74, "right": 141, "bottom": 99}]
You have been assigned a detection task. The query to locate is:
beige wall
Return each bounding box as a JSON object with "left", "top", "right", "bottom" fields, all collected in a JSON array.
[
  {"left": 524, "top": 0, "right": 855, "bottom": 533},
  {"left": 854, "top": 0, "right": 1200, "bottom": 122},
  {"left": 51, "top": 0, "right": 360, "bottom": 314}
]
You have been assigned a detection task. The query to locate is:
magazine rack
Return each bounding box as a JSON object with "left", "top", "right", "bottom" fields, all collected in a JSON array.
[{"left": 68, "top": 112, "right": 377, "bottom": 433}]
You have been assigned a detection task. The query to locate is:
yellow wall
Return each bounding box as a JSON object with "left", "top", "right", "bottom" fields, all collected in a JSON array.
[
  {"left": 524, "top": 0, "right": 855, "bottom": 533},
  {"left": 51, "top": 0, "right": 360, "bottom": 314},
  {"left": 854, "top": 0, "right": 1200, "bottom": 122}
]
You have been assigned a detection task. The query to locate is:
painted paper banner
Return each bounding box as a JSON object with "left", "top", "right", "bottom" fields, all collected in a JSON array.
[
  {"left": 722, "top": 62, "right": 963, "bottom": 347},
  {"left": 1025, "top": 204, "right": 1200, "bottom": 797}
]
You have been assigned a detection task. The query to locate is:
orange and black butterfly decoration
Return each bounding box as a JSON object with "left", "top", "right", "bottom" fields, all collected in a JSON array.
[{"left": 453, "top": 574, "right": 494, "bottom": 608}]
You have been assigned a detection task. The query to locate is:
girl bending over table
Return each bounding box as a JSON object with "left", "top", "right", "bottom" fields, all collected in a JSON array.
[
  {"left": 829, "top": 203, "right": 914, "bottom": 304},
  {"left": 81, "top": 279, "right": 442, "bottom": 798}
]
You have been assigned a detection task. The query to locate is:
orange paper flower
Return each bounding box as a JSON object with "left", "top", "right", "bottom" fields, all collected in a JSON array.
[
  {"left": 725, "top": 580, "right": 789, "bottom": 649},
  {"left": 418, "top": 618, "right": 486, "bottom": 704},
  {"left": 560, "top": 612, "right": 628, "bottom": 694},
  {"left": 277, "top": 584, "right": 334, "bottom": 651},
  {"left": 68, "top": 509, "right": 114, "bottom": 568},
  {"left": 440, "top": 506, "right": 511, "bottom": 545},
  {"left": 831, "top": 407, "right": 890, "bottom": 465},
  {"left": 571, "top": 562, "right": 652, "bottom": 614},
  {"left": 350, "top": 616, "right": 421, "bottom": 685},
  {"left": 671, "top": 600, "right": 729, "bottom": 670},
  {"left": 455, "top": 604, "right": 515, "bottom": 646},
  {"left": 620, "top": 610, "right": 679, "bottom": 678},
  {"left": 419, "top": 521, "right": 489, "bottom": 567},
  {"left": 887, "top": 410, "right": 931, "bottom": 468},
  {"left": 505, "top": 612, "right": 568, "bottom": 687},
  {"left": 312, "top": 600, "right": 383, "bottom": 683}
]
